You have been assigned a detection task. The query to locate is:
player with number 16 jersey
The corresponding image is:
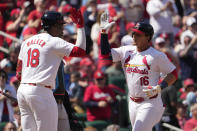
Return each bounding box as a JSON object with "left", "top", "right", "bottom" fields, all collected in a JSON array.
[
  {"left": 99, "top": 11, "right": 177, "bottom": 131},
  {"left": 112, "top": 45, "right": 175, "bottom": 98}
]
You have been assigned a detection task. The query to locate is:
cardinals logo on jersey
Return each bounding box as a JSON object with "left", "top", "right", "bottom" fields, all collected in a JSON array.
[
  {"left": 124, "top": 55, "right": 131, "bottom": 64},
  {"left": 124, "top": 55, "right": 149, "bottom": 75},
  {"left": 142, "top": 56, "right": 150, "bottom": 70}
]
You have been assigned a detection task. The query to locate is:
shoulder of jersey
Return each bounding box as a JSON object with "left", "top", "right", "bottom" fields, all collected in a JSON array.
[
  {"left": 121, "top": 45, "right": 135, "bottom": 49},
  {"left": 151, "top": 47, "right": 166, "bottom": 57}
]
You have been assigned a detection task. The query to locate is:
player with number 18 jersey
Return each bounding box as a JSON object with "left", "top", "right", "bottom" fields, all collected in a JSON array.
[{"left": 19, "top": 33, "right": 74, "bottom": 89}]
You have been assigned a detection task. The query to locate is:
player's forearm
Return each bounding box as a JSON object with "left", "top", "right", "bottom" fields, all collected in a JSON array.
[
  {"left": 100, "top": 33, "right": 112, "bottom": 60},
  {"left": 161, "top": 71, "right": 177, "bottom": 88},
  {"left": 75, "top": 28, "right": 86, "bottom": 50}
]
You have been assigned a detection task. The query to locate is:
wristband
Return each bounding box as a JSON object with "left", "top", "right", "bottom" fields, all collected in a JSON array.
[{"left": 159, "top": 80, "right": 168, "bottom": 89}]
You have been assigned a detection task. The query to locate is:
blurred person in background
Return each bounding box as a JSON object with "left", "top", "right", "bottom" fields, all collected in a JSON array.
[
  {"left": 0, "top": 70, "right": 16, "bottom": 122},
  {"left": 3, "top": 122, "right": 17, "bottom": 131},
  {"left": 185, "top": 0, "right": 197, "bottom": 16},
  {"left": 5, "top": 8, "right": 25, "bottom": 47},
  {"left": 181, "top": 0, "right": 192, "bottom": 15},
  {"left": 83, "top": 70, "right": 116, "bottom": 121},
  {"left": 67, "top": 0, "right": 82, "bottom": 9},
  {"left": 176, "top": 105, "right": 188, "bottom": 130},
  {"left": 180, "top": 17, "right": 197, "bottom": 48},
  {"left": 154, "top": 37, "right": 180, "bottom": 72},
  {"left": 68, "top": 72, "right": 85, "bottom": 113},
  {"left": 80, "top": 57, "right": 96, "bottom": 82},
  {"left": 28, "top": 0, "right": 46, "bottom": 31},
  {"left": 84, "top": 0, "right": 97, "bottom": 54},
  {"left": 0, "top": 0, "right": 16, "bottom": 60},
  {"left": 178, "top": 33, "right": 197, "bottom": 82},
  {"left": 84, "top": 126, "right": 97, "bottom": 131},
  {"left": 147, "top": 0, "right": 178, "bottom": 46},
  {"left": 78, "top": 72, "right": 90, "bottom": 88},
  {"left": 9, "top": 76, "right": 20, "bottom": 92},
  {"left": 105, "top": 62, "right": 124, "bottom": 78},
  {"left": 172, "top": 15, "right": 182, "bottom": 41},
  {"left": 0, "top": 58, "right": 12, "bottom": 74},
  {"left": 13, "top": 106, "right": 21, "bottom": 129},
  {"left": 18, "top": 1, "right": 35, "bottom": 41},
  {"left": 25, "top": 0, "right": 46, "bottom": 38},
  {"left": 65, "top": 58, "right": 82, "bottom": 74},
  {"left": 9, "top": 46, "right": 20, "bottom": 72},
  {"left": 119, "top": 0, "right": 144, "bottom": 22},
  {"left": 184, "top": 103, "right": 197, "bottom": 131},
  {"left": 178, "top": 78, "right": 195, "bottom": 103},
  {"left": 21, "top": 0, "right": 44, "bottom": 41},
  {"left": 184, "top": 79, "right": 197, "bottom": 108},
  {"left": 91, "top": 11, "right": 103, "bottom": 60},
  {"left": 106, "top": 124, "right": 120, "bottom": 131},
  {"left": 121, "top": 22, "right": 135, "bottom": 47}
]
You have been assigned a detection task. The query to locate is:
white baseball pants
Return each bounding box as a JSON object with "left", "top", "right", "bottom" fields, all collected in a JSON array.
[
  {"left": 17, "top": 84, "right": 58, "bottom": 131},
  {"left": 128, "top": 96, "right": 165, "bottom": 131},
  {"left": 57, "top": 103, "right": 70, "bottom": 131}
]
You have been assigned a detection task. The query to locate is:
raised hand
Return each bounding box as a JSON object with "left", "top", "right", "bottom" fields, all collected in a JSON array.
[
  {"left": 69, "top": 8, "right": 84, "bottom": 28},
  {"left": 100, "top": 11, "right": 115, "bottom": 33}
]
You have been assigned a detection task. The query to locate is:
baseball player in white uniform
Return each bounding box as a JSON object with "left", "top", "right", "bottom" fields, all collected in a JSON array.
[
  {"left": 99, "top": 12, "right": 178, "bottom": 131},
  {"left": 16, "top": 9, "right": 86, "bottom": 131}
]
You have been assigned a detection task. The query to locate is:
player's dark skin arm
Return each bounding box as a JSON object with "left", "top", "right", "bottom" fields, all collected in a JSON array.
[
  {"left": 100, "top": 33, "right": 112, "bottom": 60},
  {"left": 162, "top": 72, "right": 177, "bottom": 87}
]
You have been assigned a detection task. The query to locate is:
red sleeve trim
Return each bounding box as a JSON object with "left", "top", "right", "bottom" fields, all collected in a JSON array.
[
  {"left": 69, "top": 46, "right": 86, "bottom": 57},
  {"left": 171, "top": 69, "right": 178, "bottom": 80},
  {"left": 16, "top": 59, "right": 22, "bottom": 81}
]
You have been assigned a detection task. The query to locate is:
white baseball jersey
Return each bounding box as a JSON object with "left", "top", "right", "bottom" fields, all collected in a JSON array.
[
  {"left": 18, "top": 33, "right": 74, "bottom": 89},
  {"left": 111, "top": 45, "right": 176, "bottom": 98}
]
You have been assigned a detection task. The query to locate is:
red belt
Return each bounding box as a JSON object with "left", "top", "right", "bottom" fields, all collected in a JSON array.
[
  {"left": 130, "top": 94, "right": 158, "bottom": 103},
  {"left": 25, "top": 83, "right": 51, "bottom": 89}
]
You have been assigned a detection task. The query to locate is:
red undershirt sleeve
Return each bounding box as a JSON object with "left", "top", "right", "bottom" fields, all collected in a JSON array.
[{"left": 69, "top": 46, "right": 86, "bottom": 57}]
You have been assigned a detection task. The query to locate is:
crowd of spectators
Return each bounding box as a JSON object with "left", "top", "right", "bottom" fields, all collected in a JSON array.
[{"left": 1, "top": 0, "right": 197, "bottom": 130}]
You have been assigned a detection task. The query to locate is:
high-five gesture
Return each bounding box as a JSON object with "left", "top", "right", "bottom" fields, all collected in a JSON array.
[
  {"left": 100, "top": 11, "right": 115, "bottom": 33},
  {"left": 69, "top": 7, "right": 84, "bottom": 28}
]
